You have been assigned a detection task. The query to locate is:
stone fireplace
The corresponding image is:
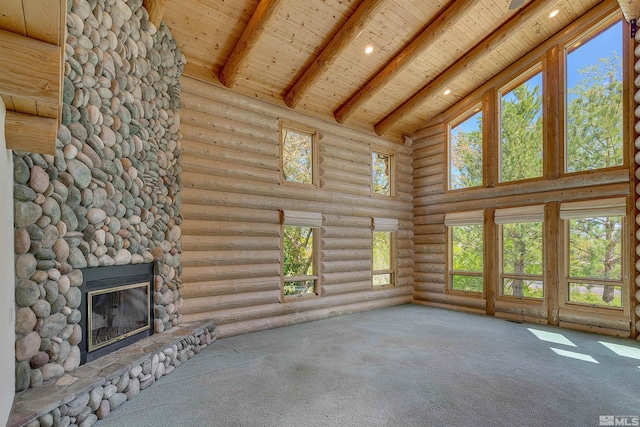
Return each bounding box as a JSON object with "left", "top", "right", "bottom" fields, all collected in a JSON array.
[{"left": 13, "top": 0, "right": 185, "bottom": 392}]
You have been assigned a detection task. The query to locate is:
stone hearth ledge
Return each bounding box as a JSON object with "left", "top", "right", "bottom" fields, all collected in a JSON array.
[{"left": 8, "top": 320, "right": 216, "bottom": 427}]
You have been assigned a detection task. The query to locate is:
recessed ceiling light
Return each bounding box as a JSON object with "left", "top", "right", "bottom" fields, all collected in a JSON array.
[
  {"left": 549, "top": 9, "right": 559, "bottom": 18},
  {"left": 365, "top": 45, "right": 374, "bottom": 54},
  {"left": 443, "top": 89, "right": 452, "bottom": 95}
]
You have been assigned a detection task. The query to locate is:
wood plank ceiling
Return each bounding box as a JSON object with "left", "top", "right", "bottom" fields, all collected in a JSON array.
[{"left": 165, "top": 0, "right": 603, "bottom": 140}]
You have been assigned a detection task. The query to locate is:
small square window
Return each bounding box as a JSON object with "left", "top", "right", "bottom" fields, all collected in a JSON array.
[
  {"left": 372, "top": 151, "right": 392, "bottom": 196},
  {"left": 449, "top": 110, "right": 483, "bottom": 190},
  {"left": 281, "top": 123, "right": 316, "bottom": 185}
]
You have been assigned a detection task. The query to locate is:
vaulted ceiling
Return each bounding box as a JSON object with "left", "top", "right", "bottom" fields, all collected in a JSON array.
[{"left": 163, "top": 0, "right": 604, "bottom": 141}]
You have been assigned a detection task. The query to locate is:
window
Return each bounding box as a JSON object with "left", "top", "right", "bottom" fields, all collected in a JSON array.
[
  {"left": 445, "top": 211, "right": 483, "bottom": 293},
  {"left": 565, "top": 20, "right": 623, "bottom": 173},
  {"left": 449, "top": 109, "right": 483, "bottom": 190},
  {"left": 372, "top": 151, "right": 392, "bottom": 196},
  {"left": 500, "top": 71, "right": 543, "bottom": 182},
  {"left": 281, "top": 122, "right": 317, "bottom": 185},
  {"left": 561, "top": 198, "right": 626, "bottom": 308},
  {"left": 281, "top": 210, "right": 321, "bottom": 298},
  {"left": 372, "top": 218, "right": 397, "bottom": 287},
  {"left": 496, "top": 206, "right": 544, "bottom": 299}
]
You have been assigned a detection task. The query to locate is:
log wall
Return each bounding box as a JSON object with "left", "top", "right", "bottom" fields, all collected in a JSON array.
[{"left": 179, "top": 76, "right": 413, "bottom": 338}]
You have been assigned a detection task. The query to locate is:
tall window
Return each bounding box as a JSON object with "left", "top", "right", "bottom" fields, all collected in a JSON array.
[
  {"left": 565, "top": 20, "right": 623, "bottom": 173},
  {"left": 445, "top": 211, "right": 483, "bottom": 293},
  {"left": 281, "top": 122, "right": 317, "bottom": 185},
  {"left": 500, "top": 71, "right": 543, "bottom": 182},
  {"left": 372, "top": 151, "right": 392, "bottom": 196},
  {"left": 560, "top": 198, "right": 626, "bottom": 308},
  {"left": 449, "top": 109, "right": 483, "bottom": 190},
  {"left": 372, "top": 218, "right": 397, "bottom": 287},
  {"left": 496, "top": 206, "right": 544, "bottom": 299},
  {"left": 281, "top": 210, "right": 321, "bottom": 297}
]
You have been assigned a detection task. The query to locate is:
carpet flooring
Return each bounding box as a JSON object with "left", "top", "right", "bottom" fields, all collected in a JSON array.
[{"left": 98, "top": 305, "right": 640, "bottom": 427}]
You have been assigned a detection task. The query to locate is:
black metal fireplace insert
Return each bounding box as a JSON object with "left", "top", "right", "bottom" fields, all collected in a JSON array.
[{"left": 79, "top": 263, "right": 154, "bottom": 364}]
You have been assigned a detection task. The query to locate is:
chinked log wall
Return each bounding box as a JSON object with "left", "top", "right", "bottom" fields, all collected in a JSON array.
[{"left": 179, "top": 77, "right": 413, "bottom": 338}]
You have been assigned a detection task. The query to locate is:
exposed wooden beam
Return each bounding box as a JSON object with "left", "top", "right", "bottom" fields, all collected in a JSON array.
[
  {"left": 334, "top": 0, "right": 474, "bottom": 124},
  {"left": 143, "top": 0, "right": 169, "bottom": 28},
  {"left": 0, "top": 29, "right": 60, "bottom": 105},
  {"left": 374, "top": 0, "right": 558, "bottom": 136},
  {"left": 219, "top": 0, "right": 283, "bottom": 88},
  {"left": 5, "top": 111, "right": 57, "bottom": 155},
  {"left": 284, "top": 0, "right": 387, "bottom": 109}
]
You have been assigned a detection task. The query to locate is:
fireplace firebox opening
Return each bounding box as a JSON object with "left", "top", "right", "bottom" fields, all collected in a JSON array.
[{"left": 80, "top": 263, "right": 154, "bottom": 364}]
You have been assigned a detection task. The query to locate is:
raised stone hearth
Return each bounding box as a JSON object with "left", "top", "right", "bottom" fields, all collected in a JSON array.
[{"left": 8, "top": 321, "right": 216, "bottom": 427}]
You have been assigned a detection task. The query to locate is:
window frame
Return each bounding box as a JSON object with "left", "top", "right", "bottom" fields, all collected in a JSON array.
[
  {"left": 371, "top": 147, "right": 395, "bottom": 198},
  {"left": 497, "top": 64, "right": 545, "bottom": 185},
  {"left": 560, "top": 15, "right": 627, "bottom": 177},
  {"left": 496, "top": 205, "right": 545, "bottom": 302},
  {"left": 447, "top": 106, "right": 484, "bottom": 192},
  {"left": 371, "top": 217, "right": 397, "bottom": 289},
  {"left": 279, "top": 120, "right": 319, "bottom": 188},
  {"left": 559, "top": 198, "right": 628, "bottom": 314},
  {"left": 280, "top": 210, "right": 321, "bottom": 300},
  {"left": 445, "top": 211, "right": 484, "bottom": 296}
]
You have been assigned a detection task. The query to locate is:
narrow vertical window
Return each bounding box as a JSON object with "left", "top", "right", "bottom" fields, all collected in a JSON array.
[
  {"left": 445, "top": 211, "right": 484, "bottom": 293},
  {"left": 560, "top": 198, "right": 626, "bottom": 308},
  {"left": 496, "top": 206, "right": 544, "bottom": 299},
  {"left": 372, "top": 218, "right": 397, "bottom": 287},
  {"left": 566, "top": 21, "right": 623, "bottom": 173},
  {"left": 372, "top": 151, "right": 392, "bottom": 196},
  {"left": 281, "top": 123, "right": 316, "bottom": 185},
  {"left": 500, "top": 72, "right": 543, "bottom": 182},
  {"left": 449, "top": 109, "right": 483, "bottom": 190},
  {"left": 281, "top": 211, "right": 321, "bottom": 298}
]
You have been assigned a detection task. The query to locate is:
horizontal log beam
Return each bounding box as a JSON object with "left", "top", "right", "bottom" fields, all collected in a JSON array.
[
  {"left": 5, "top": 110, "right": 57, "bottom": 155},
  {"left": 374, "top": 0, "right": 558, "bottom": 135},
  {"left": 334, "top": 0, "right": 474, "bottom": 123},
  {"left": 0, "top": 29, "right": 60, "bottom": 105},
  {"left": 284, "top": 0, "right": 387, "bottom": 108},
  {"left": 219, "top": 0, "right": 283, "bottom": 88}
]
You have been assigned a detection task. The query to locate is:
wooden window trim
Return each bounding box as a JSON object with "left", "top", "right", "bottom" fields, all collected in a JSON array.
[
  {"left": 447, "top": 225, "right": 484, "bottom": 297},
  {"left": 497, "top": 225, "right": 544, "bottom": 303},
  {"left": 559, "top": 14, "right": 628, "bottom": 177},
  {"left": 559, "top": 207, "right": 629, "bottom": 316},
  {"left": 496, "top": 64, "right": 545, "bottom": 186},
  {"left": 279, "top": 120, "right": 319, "bottom": 188},
  {"left": 446, "top": 105, "right": 483, "bottom": 192},
  {"left": 371, "top": 147, "right": 395, "bottom": 198},
  {"left": 281, "top": 224, "right": 320, "bottom": 301},
  {"left": 372, "top": 230, "right": 395, "bottom": 289}
]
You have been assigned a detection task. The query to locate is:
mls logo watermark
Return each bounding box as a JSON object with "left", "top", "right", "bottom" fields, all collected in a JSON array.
[{"left": 599, "top": 415, "right": 640, "bottom": 426}]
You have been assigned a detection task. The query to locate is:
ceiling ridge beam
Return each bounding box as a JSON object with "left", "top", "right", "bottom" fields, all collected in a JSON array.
[
  {"left": 284, "top": 0, "right": 387, "bottom": 109},
  {"left": 334, "top": 0, "right": 476, "bottom": 124},
  {"left": 219, "top": 0, "right": 283, "bottom": 88},
  {"left": 374, "top": 0, "right": 559, "bottom": 136}
]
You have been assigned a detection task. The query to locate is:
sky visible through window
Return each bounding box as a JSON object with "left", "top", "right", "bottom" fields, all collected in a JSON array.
[{"left": 567, "top": 21, "right": 622, "bottom": 90}]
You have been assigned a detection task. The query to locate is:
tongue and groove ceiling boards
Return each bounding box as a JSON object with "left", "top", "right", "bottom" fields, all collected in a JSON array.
[{"left": 163, "top": 0, "right": 599, "bottom": 140}]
